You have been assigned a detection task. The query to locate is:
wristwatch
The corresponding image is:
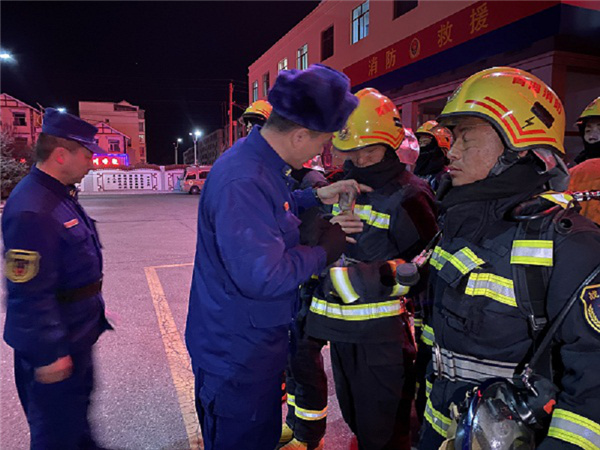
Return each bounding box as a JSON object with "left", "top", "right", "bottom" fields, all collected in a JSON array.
[{"left": 312, "top": 187, "right": 322, "bottom": 204}]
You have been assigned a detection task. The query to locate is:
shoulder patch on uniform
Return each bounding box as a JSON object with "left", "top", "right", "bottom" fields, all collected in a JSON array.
[
  {"left": 581, "top": 284, "right": 600, "bottom": 334},
  {"left": 64, "top": 219, "right": 79, "bottom": 228},
  {"left": 5, "top": 250, "right": 40, "bottom": 283}
]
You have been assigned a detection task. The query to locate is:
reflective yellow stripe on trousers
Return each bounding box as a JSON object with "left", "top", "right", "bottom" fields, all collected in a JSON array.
[
  {"left": 548, "top": 409, "right": 600, "bottom": 450},
  {"left": 425, "top": 397, "right": 450, "bottom": 438},
  {"left": 287, "top": 394, "right": 328, "bottom": 421}
]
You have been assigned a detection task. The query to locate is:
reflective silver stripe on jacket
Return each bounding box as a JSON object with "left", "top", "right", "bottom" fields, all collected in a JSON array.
[
  {"left": 430, "top": 246, "right": 484, "bottom": 274},
  {"left": 432, "top": 346, "right": 518, "bottom": 383},
  {"left": 510, "top": 240, "right": 553, "bottom": 266},
  {"left": 465, "top": 272, "right": 517, "bottom": 308},
  {"left": 310, "top": 297, "right": 405, "bottom": 321},
  {"left": 548, "top": 409, "right": 600, "bottom": 450}
]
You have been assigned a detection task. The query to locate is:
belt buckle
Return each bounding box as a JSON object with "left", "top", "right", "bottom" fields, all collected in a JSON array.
[{"left": 433, "top": 343, "right": 443, "bottom": 378}]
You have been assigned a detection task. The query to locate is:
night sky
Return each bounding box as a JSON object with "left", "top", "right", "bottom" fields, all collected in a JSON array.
[{"left": 1, "top": 1, "right": 320, "bottom": 164}]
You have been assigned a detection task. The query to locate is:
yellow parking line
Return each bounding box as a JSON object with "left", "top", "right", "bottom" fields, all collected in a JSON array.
[
  {"left": 144, "top": 265, "right": 201, "bottom": 449},
  {"left": 150, "top": 263, "right": 194, "bottom": 269}
]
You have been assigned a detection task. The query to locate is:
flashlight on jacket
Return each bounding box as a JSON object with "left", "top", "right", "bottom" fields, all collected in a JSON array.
[{"left": 395, "top": 262, "right": 420, "bottom": 287}]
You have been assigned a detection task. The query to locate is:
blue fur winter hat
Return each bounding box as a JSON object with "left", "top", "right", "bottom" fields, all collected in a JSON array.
[{"left": 268, "top": 64, "right": 359, "bottom": 133}]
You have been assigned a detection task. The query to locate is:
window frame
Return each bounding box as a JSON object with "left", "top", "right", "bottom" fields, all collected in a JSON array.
[
  {"left": 321, "top": 25, "right": 334, "bottom": 61},
  {"left": 278, "top": 58, "right": 289, "bottom": 72},
  {"left": 262, "top": 72, "right": 270, "bottom": 96},
  {"left": 351, "top": 0, "right": 370, "bottom": 44},
  {"left": 297, "top": 44, "right": 308, "bottom": 70},
  {"left": 252, "top": 80, "right": 259, "bottom": 102},
  {"left": 393, "top": 0, "right": 418, "bottom": 19},
  {"left": 12, "top": 111, "right": 27, "bottom": 127}
]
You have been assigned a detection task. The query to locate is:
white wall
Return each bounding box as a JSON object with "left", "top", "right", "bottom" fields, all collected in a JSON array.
[{"left": 79, "top": 168, "right": 185, "bottom": 193}]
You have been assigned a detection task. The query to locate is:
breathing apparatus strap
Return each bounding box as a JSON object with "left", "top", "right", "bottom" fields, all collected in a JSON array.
[{"left": 524, "top": 263, "right": 600, "bottom": 377}]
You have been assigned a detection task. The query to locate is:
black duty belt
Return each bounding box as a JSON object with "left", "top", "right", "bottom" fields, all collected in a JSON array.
[{"left": 56, "top": 279, "right": 103, "bottom": 303}]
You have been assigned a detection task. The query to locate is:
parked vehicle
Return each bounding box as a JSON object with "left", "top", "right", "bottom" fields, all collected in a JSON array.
[{"left": 181, "top": 165, "right": 212, "bottom": 194}]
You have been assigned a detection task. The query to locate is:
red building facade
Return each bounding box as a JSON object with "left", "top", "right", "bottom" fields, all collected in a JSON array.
[{"left": 248, "top": 0, "right": 600, "bottom": 161}]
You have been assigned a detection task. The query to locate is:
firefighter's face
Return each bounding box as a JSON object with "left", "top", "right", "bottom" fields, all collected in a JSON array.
[
  {"left": 584, "top": 118, "right": 600, "bottom": 144},
  {"left": 447, "top": 117, "right": 505, "bottom": 186},
  {"left": 334, "top": 144, "right": 387, "bottom": 168}
]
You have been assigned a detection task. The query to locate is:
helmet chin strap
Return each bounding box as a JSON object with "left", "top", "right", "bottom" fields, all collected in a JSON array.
[
  {"left": 488, "top": 148, "right": 521, "bottom": 177},
  {"left": 488, "top": 148, "right": 570, "bottom": 192}
]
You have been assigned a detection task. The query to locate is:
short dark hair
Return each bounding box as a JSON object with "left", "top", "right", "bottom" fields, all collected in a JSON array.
[
  {"left": 264, "top": 111, "right": 321, "bottom": 137},
  {"left": 34, "top": 133, "right": 80, "bottom": 162}
]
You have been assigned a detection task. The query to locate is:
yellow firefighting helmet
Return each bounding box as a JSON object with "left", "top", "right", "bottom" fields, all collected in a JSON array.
[
  {"left": 332, "top": 88, "right": 405, "bottom": 152},
  {"left": 415, "top": 120, "right": 452, "bottom": 154},
  {"left": 576, "top": 97, "right": 600, "bottom": 130},
  {"left": 439, "top": 67, "right": 565, "bottom": 155},
  {"left": 241, "top": 100, "right": 273, "bottom": 125}
]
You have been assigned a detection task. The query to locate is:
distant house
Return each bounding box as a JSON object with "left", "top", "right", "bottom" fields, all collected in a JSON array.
[
  {"left": 0, "top": 93, "right": 43, "bottom": 155},
  {"left": 79, "top": 100, "right": 147, "bottom": 164},
  {"left": 94, "top": 122, "right": 131, "bottom": 155}
]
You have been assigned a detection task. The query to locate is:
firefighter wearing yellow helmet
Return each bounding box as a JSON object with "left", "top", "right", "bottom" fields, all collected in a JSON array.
[
  {"left": 304, "top": 88, "right": 438, "bottom": 450},
  {"left": 573, "top": 96, "right": 600, "bottom": 165},
  {"left": 568, "top": 97, "right": 600, "bottom": 224},
  {"left": 414, "top": 120, "right": 453, "bottom": 192},
  {"left": 419, "top": 67, "right": 600, "bottom": 450},
  {"left": 240, "top": 99, "right": 272, "bottom": 133}
]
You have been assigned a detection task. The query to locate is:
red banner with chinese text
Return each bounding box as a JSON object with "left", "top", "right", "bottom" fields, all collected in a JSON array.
[{"left": 344, "top": 1, "right": 560, "bottom": 86}]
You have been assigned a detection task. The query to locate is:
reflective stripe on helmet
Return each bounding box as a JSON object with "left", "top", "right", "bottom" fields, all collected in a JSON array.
[
  {"left": 465, "top": 272, "right": 517, "bottom": 308},
  {"left": 548, "top": 409, "right": 600, "bottom": 450},
  {"left": 430, "top": 246, "right": 485, "bottom": 274},
  {"left": 310, "top": 297, "right": 405, "bottom": 321},
  {"left": 510, "top": 240, "right": 553, "bottom": 266},
  {"left": 433, "top": 347, "right": 518, "bottom": 383},
  {"left": 425, "top": 397, "right": 450, "bottom": 438}
]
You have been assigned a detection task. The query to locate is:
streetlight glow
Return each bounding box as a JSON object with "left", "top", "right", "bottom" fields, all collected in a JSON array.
[
  {"left": 57, "top": 107, "right": 67, "bottom": 113},
  {"left": 0, "top": 50, "right": 15, "bottom": 62},
  {"left": 190, "top": 129, "right": 203, "bottom": 166},
  {"left": 177, "top": 138, "right": 183, "bottom": 143}
]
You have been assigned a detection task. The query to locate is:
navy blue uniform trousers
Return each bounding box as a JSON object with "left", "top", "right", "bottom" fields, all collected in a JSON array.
[
  {"left": 194, "top": 367, "right": 282, "bottom": 450},
  {"left": 14, "top": 349, "right": 96, "bottom": 450}
]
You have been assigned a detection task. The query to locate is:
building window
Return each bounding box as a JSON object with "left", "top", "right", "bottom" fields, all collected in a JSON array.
[
  {"left": 140, "top": 147, "right": 145, "bottom": 157},
  {"left": 138, "top": 122, "right": 144, "bottom": 132},
  {"left": 262, "top": 72, "right": 270, "bottom": 96},
  {"left": 321, "top": 26, "right": 334, "bottom": 61},
  {"left": 297, "top": 44, "right": 308, "bottom": 70},
  {"left": 108, "top": 139, "right": 121, "bottom": 152},
  {"left": 252, "top": 81, "right": 259, "bottom": 102},
  {"left": 278, "top": 58, "right": 288, "bottom": 72},
  {"left": 13, "top": 112, "right": 27, "bottom": 126},
  {"left": 352, "top": 0, "right": 369, "bottom": 44},
  {"left": 393, "top": 0, "right": 418, "bottom": 19}
]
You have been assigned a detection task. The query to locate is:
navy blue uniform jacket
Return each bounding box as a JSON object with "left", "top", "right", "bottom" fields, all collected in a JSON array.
[
  {"left": 185, "top": 128, "right": 327, "bottom": 382},
  {"left": 2, "top": 166, "right": 109, "bottom": 368}
]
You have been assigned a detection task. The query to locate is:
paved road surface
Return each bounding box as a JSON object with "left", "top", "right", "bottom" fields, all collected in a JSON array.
[{"left": 0, "top": 194, "right": 364, "bottom": 449}]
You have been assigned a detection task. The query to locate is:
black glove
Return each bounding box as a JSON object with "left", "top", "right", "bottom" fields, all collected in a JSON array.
[{"left": 317, "top": 222, "right": 346, "bottom": 266}]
